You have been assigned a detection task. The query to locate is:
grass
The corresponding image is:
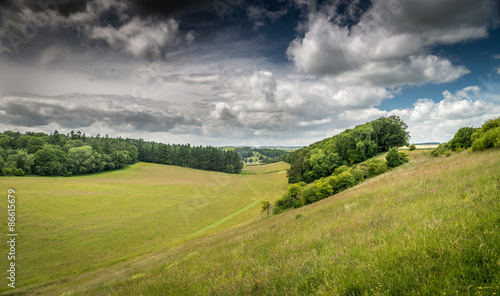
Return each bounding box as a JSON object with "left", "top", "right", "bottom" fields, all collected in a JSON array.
[
  {"left": 0, "top": 162, "right": 289, "bottom": 295},
  {"left": 242, "top": 162, "right": 290, "bottom": 175},
  {"left": 2, "top": 150, "right": 500, "bottom": 295}
]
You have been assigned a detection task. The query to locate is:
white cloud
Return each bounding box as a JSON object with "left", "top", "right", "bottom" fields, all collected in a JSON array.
[
  {"left": 287, "top": 0, "right": 497, "bottom": 86},
  {"left": 87, "top": 17, "right": 182, "bottom": 59},
  {"left": 392, "top": 86, "right": 500, "bottom": 143}
]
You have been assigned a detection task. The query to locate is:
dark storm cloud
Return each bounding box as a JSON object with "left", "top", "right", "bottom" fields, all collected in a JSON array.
[
  {"left": 0, "top": 0, "right": 202, "bottom": 57},
  {"left": 128, "top": 0, "right": 216, "bottom": 18},
  {"left": 0, "top": 94, "right": 201, "bottom": 132},
  {"left": 0, "top": 0, "right": 212, "bottom": 20},
  {"left": 0, "top": 0, "right": 90, "bottom": 17}
]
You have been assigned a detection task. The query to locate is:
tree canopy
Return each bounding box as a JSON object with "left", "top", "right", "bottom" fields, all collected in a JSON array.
[{"left": 0, "top": 131, "right": 242, "bottom": 176}]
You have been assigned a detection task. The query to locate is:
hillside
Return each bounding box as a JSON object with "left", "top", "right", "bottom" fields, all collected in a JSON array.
[
  {"left": 6, "top": 149, "right": 499, "bottom": 295},
  {"left": 0, "top": 162, "right": 289, "bottom": 295},
  {"left": 286, "top": 115, "right": 409, "bottom": 184}
]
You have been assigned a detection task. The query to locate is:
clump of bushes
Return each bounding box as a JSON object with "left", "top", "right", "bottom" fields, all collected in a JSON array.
[
  {"left": 430, "top": 117, "right": 500, "bottom": 157},
  {"left": 471, "top": 117, "right": 500, "bottom": 151},
  {"left": 273, "top": 150, "right": 408, "bottom": 214},
  {"left": 449, "top": 127, "right": 476, "bottom": 151},
  {"left": 367, "top": 159, "right": 387, "bottom": 177}
]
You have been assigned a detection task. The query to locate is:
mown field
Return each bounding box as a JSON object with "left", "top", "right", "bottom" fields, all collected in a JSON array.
[{"left": 0, "top": 162, "right": 289, "bottom": 295}]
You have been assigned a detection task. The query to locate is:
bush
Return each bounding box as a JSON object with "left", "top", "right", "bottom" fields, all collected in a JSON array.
[
  {"left": 274, "top": 183, "right": 304, "bottom": 212},
  {"left": 327, "top": 176, "right": 339, "bottom": 193},
  {"left": 470, "top": 117, "right": 500, "bottom": 151},
  {"left": 386, "top": 148, "right": 409, "bottom": 168},
  {"left": 315, "top": 179, "right": 333, "bottom": 200},
  {"left": 301, "top": 184, "right": 318, "bottom": 205},
  {"left": 272, "top": 202, "right": 285, "bottom": 215},
  {"left": 471, "top": 126, "right": 500, "bottom": 151},
  {"left": 399, "top": 151, "right": 409, "bottom": 164},
  {"left": 386, "top": 148, "right": 401, "bottom": 168},
  {"left": 408, "top": 144, "right": 416, "bottom": 151},
  {"left": 449, "top": 127, "right": 476, "bottom": 151},
  {"left": 351, "top": 165, "right": 367, "bottom": 183},
  {"left": 336, "top": 171, "right": 356, "bottom": 191},
  {"left": 368, "top": 159, "right": 388, "bottom": 177},
  {"left": 333, "top": 165, "right": 350, "bottom": 176},
  {"left": 12, "top": 168, "right": 25, "bottom": 176}
]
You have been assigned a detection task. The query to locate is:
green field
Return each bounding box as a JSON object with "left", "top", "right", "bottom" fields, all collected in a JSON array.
[
  {"left": 241, "top": 162, "right": 290, "bottom": 175},
  {"left": 2, "top": 150, "right": 500, "bottom": 295},
  {"left": 0, "top": 162, "right": 289, "bottom": 295}
]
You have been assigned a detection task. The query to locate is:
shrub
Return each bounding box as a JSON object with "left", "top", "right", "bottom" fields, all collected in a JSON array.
[
  {"left": 449, "top": 127, "right": 476, "bottom": 151},
  {"left": 301, "top": 184, "right": 319, "bottom": 205},
  {"left": 327, "top": 176, "right": 339, "bottom": 193},
  {"left": 351, "top": 166, "right": 367, "bottom": 183},
  {"left": 368, "top": 159, "right": 388, "bottom": 177},
  {"left": 315, "top": 179, "right": 333, "bottom": 200},
  {"left": 399, "top": 151, "right": 409, "bottom": 164},
  {"left": 336, "top": 171, "right": 356, "bottom": 191},
  {"left": 333, "top": 165, "right": 351, "bottom": 176},
  {"left": 408, "top": 144, "right": 416, "bottom": 151},
  {"left": 274, "top": 183, "right": 304, "bottom": 212},
  {"left": 386, "top": 147, "right": 401, "bottom": 168},
  {"left": 272, "top": 202, "right": 285, "bottom": 215},
  {"left": 12, "top": 168, "right": 25, "bottom": 176},
  {"left": 471, "top": 126, "right": 500, "bottom": 151},
  {"left": 386, "top": 148, "right": 409, "bottom": 168}
]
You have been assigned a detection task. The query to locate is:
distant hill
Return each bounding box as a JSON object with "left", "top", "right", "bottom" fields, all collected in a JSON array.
[{"left": 413, "top": 142, "right": 440, "bottom": 145}]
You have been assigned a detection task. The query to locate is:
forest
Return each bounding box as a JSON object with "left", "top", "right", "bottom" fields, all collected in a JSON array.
[
  {"left": 0, "top": 130, "right": 242, "bottom": 176},
  {"left": 286, "top": 115, "right": 410, "bottom": 184}
]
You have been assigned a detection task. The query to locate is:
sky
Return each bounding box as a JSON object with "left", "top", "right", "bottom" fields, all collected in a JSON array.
[{"left": 0, "top": 0, "right": 499, "bottom": 147}]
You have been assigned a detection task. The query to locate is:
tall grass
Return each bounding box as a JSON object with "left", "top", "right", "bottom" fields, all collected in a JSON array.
[{"left": 69, "top": 149, "right": 500, "bottom": 296}]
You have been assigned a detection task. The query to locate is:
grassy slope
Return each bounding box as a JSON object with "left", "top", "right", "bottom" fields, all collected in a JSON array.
[
  {"left": 44, "top": 149, "right": 500, "bottom": 296},
  {"left": 0, "top": 162, "right": 289, "bottom": 295},
  {"left": 242, "top": 162, "right": 290, "bottom": 175}
]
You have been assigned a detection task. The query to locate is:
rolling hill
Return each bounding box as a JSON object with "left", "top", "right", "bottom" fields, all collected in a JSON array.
[
  {"left": 0, "top": 162, "right": 289, "bottom": 295},
  {"left": 2, "top": 149, "right": 499, "bottom": 295}
]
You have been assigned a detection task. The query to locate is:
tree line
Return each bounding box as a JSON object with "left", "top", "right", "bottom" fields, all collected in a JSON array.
[
  {"left": 233, "top": 147, "right": 289, "bottom": 163},
  {"left": 0, "top": 130, "right": 242, "bottom": 176},
  {"left": 286, "top": 116, "right": 410, "bottom": 184}
]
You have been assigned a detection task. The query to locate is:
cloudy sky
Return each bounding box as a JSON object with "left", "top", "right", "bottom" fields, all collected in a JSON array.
[{"left": 0, "top": 0, "right": 499, "bottom": 146}]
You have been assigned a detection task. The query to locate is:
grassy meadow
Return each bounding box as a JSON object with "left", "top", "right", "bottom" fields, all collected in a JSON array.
[
  {"left": 1, "top": 149, "right": 500, "bottom": 295},
  {"left": 0, "top": 162, "right": 289, "bottom": 295}
]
